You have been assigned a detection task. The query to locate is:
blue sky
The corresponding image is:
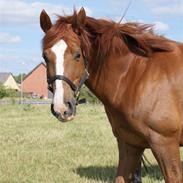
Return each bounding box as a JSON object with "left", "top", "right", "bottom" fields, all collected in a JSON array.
[{"left": 0, "top": 0, "right": 182, "bottom": 75}]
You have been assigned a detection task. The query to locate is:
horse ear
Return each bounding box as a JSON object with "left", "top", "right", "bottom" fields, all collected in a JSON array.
[
  {"left": 40, "top": 9, "right": 52, "bottom": 33},
  {"left": 77, "top": 7, "right": 86, "bottom": 27}
]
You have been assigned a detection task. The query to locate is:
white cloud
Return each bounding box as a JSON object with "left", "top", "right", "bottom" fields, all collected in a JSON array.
[
  {"left": 0, "top": 53, "right": 43, "bottom": 74},
  {"left": 0, "top": 0, "right": 92, "bottom": 26},
  {"left": 137, "top": 19, "right": 169, "bottom": 34},
  {"left": 0, "top": 32, "right": 21, "bottom": 43},
  {"left": 153, "top": 4, "right": 183, "bottom": 16},
  {"left": 0, "top": 53, "right": 41, "bottom": 63},
  {"left": 153, "top": 21, "right": 169, "bottom": 32},
  {"left": 143, "top": 0, "right": 183, "bottom": 16},
  {"left": 143, "top": 0, "right": 180, "bottom": 5}
]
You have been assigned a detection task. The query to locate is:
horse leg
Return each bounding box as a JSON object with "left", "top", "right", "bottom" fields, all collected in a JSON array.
[
  {"left": 150, "top": 137, "right": 182, "bottom": 183},
  {"left": 115, "top": 139, "right": 144, "bottom": 183}
]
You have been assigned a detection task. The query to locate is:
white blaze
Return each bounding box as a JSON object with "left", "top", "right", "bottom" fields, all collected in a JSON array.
[{"left": 51, "top": 39, "right": 67, "bottom": 110}]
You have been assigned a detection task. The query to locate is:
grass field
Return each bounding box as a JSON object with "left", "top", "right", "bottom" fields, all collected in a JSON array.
[{"left": 0, "top": 104, "right": 182, "bottom": 183}]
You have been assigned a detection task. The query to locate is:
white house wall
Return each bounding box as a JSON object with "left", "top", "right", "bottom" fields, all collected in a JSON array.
[{"left": 4, "top": 75, "right": 20, "bottom": 91}]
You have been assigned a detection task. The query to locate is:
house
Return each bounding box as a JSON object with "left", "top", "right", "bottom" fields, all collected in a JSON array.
[
  {"left": 0, "top": 72, "right": 20, "bottom": 91},
  {"left": 22, "top": 63, "right": 51, "bottom": 98}
]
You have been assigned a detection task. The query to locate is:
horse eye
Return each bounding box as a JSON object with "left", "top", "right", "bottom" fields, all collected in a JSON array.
[{"left": 73, "top": 51, "right": 81, "bottom": 62}]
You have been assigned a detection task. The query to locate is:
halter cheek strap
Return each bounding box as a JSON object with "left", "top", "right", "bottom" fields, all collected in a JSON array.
[
  {"left": 47, "top": 68, "right": 89, "bottom": 97},
  {"left": 47, "top": 75, "right": 77, "bottom": 92},
  {"left": 75, "top": 69, "right": 89, "bottom": 97}
]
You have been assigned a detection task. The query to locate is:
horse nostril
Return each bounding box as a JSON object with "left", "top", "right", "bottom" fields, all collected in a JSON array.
[
  {"left": 51, "top": 102, "right": 76, "bottom": 121},
  {"left": 63, "top": 103, "right": 72, "bottom": 117},
  {"left": 64, "top": 101, "right": 76, "bottom": 116},
  {"left": 54, "top": 111, "right": 60, "bottom": 117},
  {"left": 51, "top": 104, "right": 60, "bottom": 118},
  {"left": 63, "top": 110, "right": 69, "bottom": 117}
]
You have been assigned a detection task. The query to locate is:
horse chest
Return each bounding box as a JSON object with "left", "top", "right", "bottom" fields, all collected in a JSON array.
[
  {"left": 115, "top": 125, "right": 149, "bottom": 147},
  {"left": 105, "top": 106, "right": 149, "bottom": 147}
]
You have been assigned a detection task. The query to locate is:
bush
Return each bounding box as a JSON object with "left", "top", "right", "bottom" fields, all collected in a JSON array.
[
  {"left": 6, "top": 88, "right": 20, "bottom": 98},
  {"left": 79, "top": 85, "right": 100, "bottom": 104},
  {"left": 0, "top": 84, "right": 20, "bottom": 99},
  {"left": 0, "top": 84, "right": 7, "bottom": 99}
]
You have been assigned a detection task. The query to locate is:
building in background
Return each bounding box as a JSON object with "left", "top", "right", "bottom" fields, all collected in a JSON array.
[
  {"left": 22, "top": 63, "right": 51, "bottom": 98},
  {"left": 0, "top": 72, "right": 20, "bottom": 91}
]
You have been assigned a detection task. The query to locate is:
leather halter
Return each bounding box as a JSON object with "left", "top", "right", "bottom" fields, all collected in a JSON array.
[{"left": 42, "top": 53, "right": 89, "bottom": 102}]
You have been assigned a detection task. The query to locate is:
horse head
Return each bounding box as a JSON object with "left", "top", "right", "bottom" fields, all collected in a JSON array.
[{"left": 40, "top": 8, "right": 88, "bottom": 122}]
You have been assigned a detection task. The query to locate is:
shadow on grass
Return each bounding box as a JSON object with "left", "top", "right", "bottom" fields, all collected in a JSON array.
[
  {"left": 142, "top": 164, "right": 163, "bottom": 181},
  {"left": 75, "top": 164, "right": 164, "bottom": 183},
  {"left": 141, "top": 161, "right": 183, "bottom": 181},
  {"left": 75, "top": 166, "right": 116, "bottom": 182}
]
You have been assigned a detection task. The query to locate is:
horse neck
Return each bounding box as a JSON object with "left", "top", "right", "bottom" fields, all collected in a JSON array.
[{"left": 85, "top": 51, "right": 136, "bottom": 106}]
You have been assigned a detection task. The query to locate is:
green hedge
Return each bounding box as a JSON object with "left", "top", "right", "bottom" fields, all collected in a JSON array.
[
  {"left": 0, "top": 84, "right": 20, "bottom": 99},
  {"left": 79, "top": 85, "right": 100, "bottom": 104}
]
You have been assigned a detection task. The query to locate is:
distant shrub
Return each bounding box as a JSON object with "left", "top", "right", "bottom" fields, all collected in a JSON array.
[
  {"left": 6, "top": 88, "right": 20, "bottom": 98},
  {"left": 0, "top": 84, "right": 20, "bottom": 99},
  {"left": 13, "top": 73, "right": 26, "bottom": 83},
  {"left": 0, "top": 84, "right": 7, "bottom": 99},
  {"left": 79, "top": 85, "right": 100, "bottom": 104}
]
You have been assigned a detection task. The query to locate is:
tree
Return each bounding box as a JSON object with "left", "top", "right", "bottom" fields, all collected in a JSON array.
[{"left": 13, "top": 73, "right": 26, "bottom": 83}]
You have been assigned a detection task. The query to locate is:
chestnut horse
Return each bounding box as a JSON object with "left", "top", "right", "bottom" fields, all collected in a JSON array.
[{"left": 40, "top": 8, "right": 183, "bottom": 183}]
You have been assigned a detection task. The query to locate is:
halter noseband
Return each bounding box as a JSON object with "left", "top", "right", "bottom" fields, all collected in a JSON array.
[{"left": 43, "top": 53, "right": 89, "bottom": 103}]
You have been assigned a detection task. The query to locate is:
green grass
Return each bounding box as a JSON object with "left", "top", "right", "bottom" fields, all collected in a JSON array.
[{"left": 0, "top": 104, "right": 182, "bottom": 183}]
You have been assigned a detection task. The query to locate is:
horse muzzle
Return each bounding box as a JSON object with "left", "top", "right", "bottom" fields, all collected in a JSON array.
[{"left": 51, "top": 100, "right": 76, "bottom": 122}]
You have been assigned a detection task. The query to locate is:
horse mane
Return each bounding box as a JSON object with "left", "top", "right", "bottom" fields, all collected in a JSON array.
[
  {"left": 43, "top": 10, "right": 172, "bottom": 59},
  {"left": 83, "top": 17, "right": 173, "bottom": 59}
]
